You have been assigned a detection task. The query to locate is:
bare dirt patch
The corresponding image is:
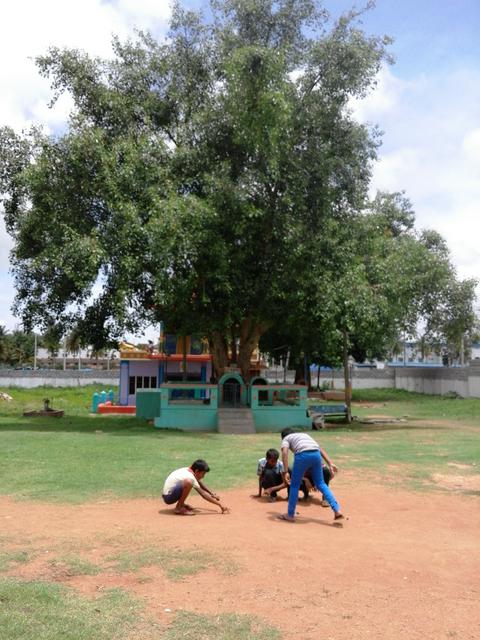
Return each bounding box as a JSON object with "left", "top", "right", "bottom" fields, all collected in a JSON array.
[
  {"left": 1, "top": 475, "right": 479, "bottom": 640},
  {"left": 351, "top": 402, "right": 387, "bottom": 409},
  {"left": 430, "top": 473, "right": 480, "bottom": 492},
  {"left": 447, "top": 462, "right": 474, "bottom": 470}
]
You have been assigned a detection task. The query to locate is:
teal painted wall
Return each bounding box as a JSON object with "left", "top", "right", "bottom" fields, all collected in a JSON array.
[
  {"left": 253, "top": 410, "right": 312, "bottom": 432},
  {"left": 154, "top": 409, "right": 217, "bottom": 431},
  {"left": 136, "top": 382, "right": 311, "bottom": 433},
  {"left": 251, "top": 385, "right": 312, "bottom": 431},
  {"left": 136, "top": 389, "right": 162, "bottom": 418},
  {"left": 136, "top": 384, "right": 219, "bottom": 431}
]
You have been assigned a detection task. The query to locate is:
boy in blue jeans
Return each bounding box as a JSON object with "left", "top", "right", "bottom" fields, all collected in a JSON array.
[{"left": 278, "top": 428, "right": 345, "bottom": 523}]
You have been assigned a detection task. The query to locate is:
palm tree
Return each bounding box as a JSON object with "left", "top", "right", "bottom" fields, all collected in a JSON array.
[{"left": 0, "top": 325, "right": 9, "bottom": 364}]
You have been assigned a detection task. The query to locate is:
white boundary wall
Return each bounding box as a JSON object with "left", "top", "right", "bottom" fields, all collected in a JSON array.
[
  {"left": 0, "top": 370, "right": 118, "bottom": 388},
  {"left": 1, "top": 362, "right": 479, "bottom": 397},
  {"left": 268, "top": 364, "right": 480, "bottom": 398}
]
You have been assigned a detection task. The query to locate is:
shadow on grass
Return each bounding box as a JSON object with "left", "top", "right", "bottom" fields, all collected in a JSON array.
[
  {"left": 0, "top": 415, "right": 188, "bottom": 437},
  {"left": 0, "top": 414, "right": 457, "bottom": 436},
  {"left": 321, "top": 422, "right": 453, "bottom": 433}
]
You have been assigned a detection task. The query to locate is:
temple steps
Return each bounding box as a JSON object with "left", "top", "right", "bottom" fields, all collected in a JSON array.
[{"left": 217, "top": 407, "right": 256, "bottom": 434}]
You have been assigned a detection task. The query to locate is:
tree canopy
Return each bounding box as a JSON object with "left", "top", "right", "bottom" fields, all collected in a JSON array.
[{"left": 0, "top": 0, "right": 476, "bottom": 381}]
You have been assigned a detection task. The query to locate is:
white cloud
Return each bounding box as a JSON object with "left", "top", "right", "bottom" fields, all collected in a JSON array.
[
  {"left": 116, "top": 0, "right": 172, "bottom": 24},
  {"left": 354, "top": 65, "right": 480, "bottom": 299},
  {"left": 462, "top": 128, "right": 480, "bottom": 164},
  {"left": 350, "top": 66, "right": 410, "bottom": 121},
  {"left": 0, "top": 217, "right": 16, "bottom": 331},
  {"left": 0, "top": 0, "right": 172, "bottom": 330},
  {"left": 0, "top": 0, "right": 172, "bottom": 134},
  {"left": 0, "top": 217, "right": 13, "bottom": 271}
]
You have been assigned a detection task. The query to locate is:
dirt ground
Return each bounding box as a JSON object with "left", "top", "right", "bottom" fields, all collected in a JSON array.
[{"left": 1, "top": 472, "right": 479, "bottom": 640}]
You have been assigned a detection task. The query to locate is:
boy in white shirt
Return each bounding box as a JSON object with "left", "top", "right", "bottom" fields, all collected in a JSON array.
[{"left": 162, "top": 459, "right": 230, "bottom": 516}]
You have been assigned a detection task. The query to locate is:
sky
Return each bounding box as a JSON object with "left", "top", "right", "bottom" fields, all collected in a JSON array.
[{"left": 0, "top": 0, "right": 479, "bottom": 340}]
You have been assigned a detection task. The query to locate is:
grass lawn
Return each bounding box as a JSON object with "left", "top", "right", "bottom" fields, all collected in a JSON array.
[
  {"left": 0, "top": 385, "right": 478, "bottom": 640},
  {"left": 0, "top": 576, "right": 280, "bottom": 640},
  {"left": 0, "top": 579, "right": 153, "bottom": 640},
  {"left": 350, "top": 387, "right": 480, "bottom": 424},
  {"left": 0, "top": 385, "right": 479, "bottom": 502}
]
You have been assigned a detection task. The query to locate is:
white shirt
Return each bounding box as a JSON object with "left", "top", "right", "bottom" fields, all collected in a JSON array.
[
  {"left": 162, "top": 467, "right": 200, "bottom": 495},
  {"left": 281, "top": 432, "right": 320, "bottom": 454}
]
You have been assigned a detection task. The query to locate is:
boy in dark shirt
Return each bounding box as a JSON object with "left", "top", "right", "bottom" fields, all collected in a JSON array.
[
  {"left": 257, "top": 448, "right": 309, "bottom": 502},
  {"left": 257, "top": 448, "right": 287, "bottom": 501}
]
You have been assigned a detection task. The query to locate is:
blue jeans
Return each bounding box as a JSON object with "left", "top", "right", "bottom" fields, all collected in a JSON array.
[{"left": 288, "top": 450, "right": 340, "bottom": 518}]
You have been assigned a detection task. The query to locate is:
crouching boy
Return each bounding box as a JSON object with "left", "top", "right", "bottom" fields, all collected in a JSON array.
[
  {"left": 162, "top": 459, "right": 229, "bottom": 515},
  {"left": 257, "top": 448, "right": 289, "bottom": 502}
]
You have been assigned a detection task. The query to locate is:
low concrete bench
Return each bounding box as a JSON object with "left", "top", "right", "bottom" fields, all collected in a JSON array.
[{"left": 309, "top": 404, "right": 347, "bottom": 428}]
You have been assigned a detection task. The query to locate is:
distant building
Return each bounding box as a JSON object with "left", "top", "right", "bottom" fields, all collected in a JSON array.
[
  {"left": 471, "top": 342, "right": 480, "bottom": 360},
  {"left": 388, "top": 339, "right": 480, "bottom": 366}
]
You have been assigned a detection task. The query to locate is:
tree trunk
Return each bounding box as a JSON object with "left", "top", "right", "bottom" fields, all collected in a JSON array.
[
  {"left": 304, "top": 355, "right": 312, "bottom": 390},
  {"left": 181, "top": 334, "right": 187, "bottom": 382},
  {"left": 230, "top": 327, "right": 238, "bottom": 364},
  {"left": 342, "top": 329, "right": 352, "bottom": 423},
  {"left": 209, "top": 331, "right": 229, "bottom": 381},
  {"left": 294, "top": 355, "right": 311, "bottom": 387},
  {"left": 237, "top": 317, "right": 270, "bottom": 382},
  {"left": 294, "top": 362, "right": 304, "bottom": 385}
]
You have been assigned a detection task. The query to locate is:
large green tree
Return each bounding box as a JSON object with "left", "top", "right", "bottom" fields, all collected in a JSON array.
[
  {"left": 0, "top": 0, "right": 391, "bottom": 380},
  {"left": 260, "top": 190, "right": 477, "bottom": 419}
]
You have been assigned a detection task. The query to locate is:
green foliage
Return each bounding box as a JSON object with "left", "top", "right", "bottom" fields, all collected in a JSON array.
[
  {"left": 0, "top": 327, "right": 35, "bottom": 367},
  {"left": 261, "top": 189, "right": 477, "bottom": 379}
]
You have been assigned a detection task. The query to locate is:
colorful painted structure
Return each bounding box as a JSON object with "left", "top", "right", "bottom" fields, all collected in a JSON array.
[
  {"left": 116, "top": 338, "right": 311, "bottom": 432},
  {"left": 135, "top": 375, "right": 312, "bottom": 433},
  {"left": 118, "top": 336, "right": 213, "bottom": 407}
]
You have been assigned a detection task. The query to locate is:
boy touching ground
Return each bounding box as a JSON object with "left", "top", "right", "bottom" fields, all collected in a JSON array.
[
  {"left": 257, "top": 448, "right": 288, "bottom": 501},
  {"left": 162, "top": 459, "right": 230, "bottom": 515},
  {"left": 256, "top": 448, "right": 310, "bottom": 501}
]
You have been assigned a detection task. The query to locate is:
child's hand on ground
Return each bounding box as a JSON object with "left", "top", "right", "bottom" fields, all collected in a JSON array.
[{"left": 221, "top": 505, "right": 230, "bottom": 514}]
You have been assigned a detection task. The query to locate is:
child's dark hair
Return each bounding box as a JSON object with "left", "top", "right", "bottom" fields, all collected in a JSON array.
[
  {"left": 281, "top": 427, "right": 294, "bottom": 439},
  {"left": 266, "top": 448, "right": 279, "bottom": 460},
  {"left": 191, "top": 459, "right": 210, "bottom": 473}
]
